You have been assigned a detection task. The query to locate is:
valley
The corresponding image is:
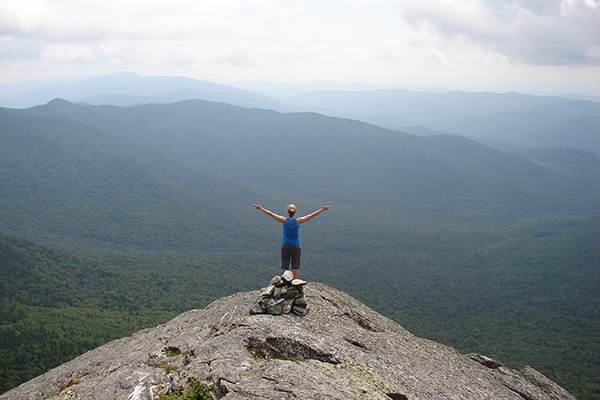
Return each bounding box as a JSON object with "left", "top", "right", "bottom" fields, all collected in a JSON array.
[{"left": 1, "top": 94, "right": 599, "bottom": 398}]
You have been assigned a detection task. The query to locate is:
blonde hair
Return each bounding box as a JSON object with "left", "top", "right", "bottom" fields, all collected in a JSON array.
[{"left": 287, "top": 204, "right": 296, "bottom": 217}]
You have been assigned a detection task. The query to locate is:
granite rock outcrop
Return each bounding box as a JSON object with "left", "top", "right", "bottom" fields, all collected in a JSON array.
[{"left": 0, "top": 282, "right": 575, "bottom": 400}]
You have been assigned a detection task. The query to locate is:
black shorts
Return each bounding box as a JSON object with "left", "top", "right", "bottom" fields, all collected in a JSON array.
[{"left": 281, "top": 244, "right": 302, "bottom": 270}]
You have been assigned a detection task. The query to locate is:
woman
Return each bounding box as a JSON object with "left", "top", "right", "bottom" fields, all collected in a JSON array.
[{"left": 253, "top": 203, "right": 331, "bottom": 280}]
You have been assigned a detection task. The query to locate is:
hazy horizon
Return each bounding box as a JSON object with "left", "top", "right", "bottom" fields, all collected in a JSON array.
[{"left": 2, "top": 72, "right": 600, "bottom": 101}]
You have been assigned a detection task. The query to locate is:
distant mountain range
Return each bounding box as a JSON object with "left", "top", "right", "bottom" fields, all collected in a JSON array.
[
  {"left": 2, "top": 72, "right": 599, "bottom": 152},
  {"left": 0, "top": 72, "right": 284, "bottom": 111},
  {"left": 8, "top": 99, "right": 600, "bottom": 223}
]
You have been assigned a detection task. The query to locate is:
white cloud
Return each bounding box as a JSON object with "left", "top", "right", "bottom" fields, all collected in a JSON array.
[
  {"left": 41, "top": 43, "right": 94, "bottom": 64},
  {"left": 399, "top": 0, "right": 600, "bottom": 65},
  {"left": 0, "top": 36, "right": 44, "bottom": 62},
  {"left": 561, "top": 0, "right": 599, "bottom": 15},
  {"left": 105, "top": 57, "right": 123, "bottom": 66},
  {"left": 215, "top": 42, "right": 258, "bottom": 66},
  {"left": 0, "top": 0, "right": 599, "bottom": 93},
  {"left": 1, "top": 0, "right": 247, "bottom": 42}
]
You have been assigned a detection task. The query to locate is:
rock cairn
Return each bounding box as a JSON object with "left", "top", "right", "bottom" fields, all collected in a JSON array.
[{"left": 249, "top": 270, "right": 308, "bottom": 316}]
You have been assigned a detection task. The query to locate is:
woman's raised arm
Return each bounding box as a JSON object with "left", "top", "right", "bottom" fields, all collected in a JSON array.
[
  {"left": 297, "top": 204, "right": 331, "bottom": 225},
  {"left": 253, "top": 203, "right": 286, "bottom": 224}
]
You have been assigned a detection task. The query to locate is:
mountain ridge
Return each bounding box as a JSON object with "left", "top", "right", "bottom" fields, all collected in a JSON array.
[
  {"left": 0, "top": 108, "right": 276, "bottom": 252},
  {"left": 0, "top": 73, "right": 283, "bottom": 111},
  {"left": 3, "top": 72, "right": 598, "bottom": 152},
  {"left": 9, "top": 99, "right": 599, "bottom": 219},
  {"left": 0, "top": 282, "right": 576, "bottom": 400}
]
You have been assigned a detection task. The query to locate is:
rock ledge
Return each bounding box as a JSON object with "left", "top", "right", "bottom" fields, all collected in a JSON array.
[{"left": 0, "top": 282, "right": 575, "bottom": 400}]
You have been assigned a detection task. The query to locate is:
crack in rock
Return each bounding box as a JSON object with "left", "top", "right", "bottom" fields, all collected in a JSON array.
[{"left": 247, "top": 336, "right": 340, "bottom": 364}]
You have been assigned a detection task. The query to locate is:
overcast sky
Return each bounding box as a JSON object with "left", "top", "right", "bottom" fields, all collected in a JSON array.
[{"left": 1, "top": 0, "right": 600, "bottom": 94}]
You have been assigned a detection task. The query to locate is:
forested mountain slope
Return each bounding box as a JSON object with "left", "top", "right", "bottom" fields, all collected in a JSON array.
[
  {"left": 512, "top": 147, "right": 600, "bottom": 185},
  {"left": 276, "top": 89, "right": 600, "bottom": 152},
  {"left": 12, "top": 99, "right": 600, "bottom": 219},
  {"left": 1, "top": 100, "right": 599, "bottom": 398},
  {"left": 282, "top": 89, "right": 568, "bottom": 125},
  {"left": 0, "top": 232, "right": 183, "bottom": 393},
  {"left": 0, "top": 109, "right": 282, "bottom": 252},
  {"left": 443, "top": 100, "right": 600, "bottom": 152}
]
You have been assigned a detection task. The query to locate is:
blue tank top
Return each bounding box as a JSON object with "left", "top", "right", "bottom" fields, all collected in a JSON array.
[{"left": 282, "top": 218, "right": 300, "bottom": 245}]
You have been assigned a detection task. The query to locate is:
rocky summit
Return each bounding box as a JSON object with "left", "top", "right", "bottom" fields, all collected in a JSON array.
[{"left": 1, "top": 282, "right": 575, "bottom": 400}]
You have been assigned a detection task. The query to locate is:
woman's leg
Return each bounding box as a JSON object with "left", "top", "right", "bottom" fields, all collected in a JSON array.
[
  {"left": 281, "top": 244, "right": 291, "bottom": 272},
  {"left": 290, "top": 245, "right": 302, "bottom": 279}
]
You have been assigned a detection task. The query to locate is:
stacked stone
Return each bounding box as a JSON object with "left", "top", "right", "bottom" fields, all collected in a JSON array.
[{"left": 249, "top": 271, "right": 308, "bottom": 316}]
